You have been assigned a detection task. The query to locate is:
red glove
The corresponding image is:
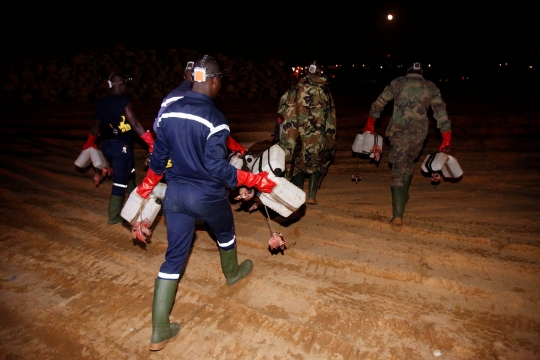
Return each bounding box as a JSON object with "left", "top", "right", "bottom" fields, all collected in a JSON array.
[
  {"left": 226, "top": 136, "right": 246, "bottom": 156},
  {"left": 141, "top": 130, "right": 154, "bottom": 153},
  {"left": 363, "top": 116, "right": 376, "bottom": 134},
  {"left": 439, "top": 131, "right": 452, "bottom": 153},
  {"left": 136, "top": 168, "right": 163, "bottom": 199},
  {"left": 277, "top": 116, "right": 283, "bottom": 124},
  {"left": 236, "top": 170, "right": 277, "bottom": 193},
  {"left": 82, "top": 133, "right": 98, "bottom": 149}
]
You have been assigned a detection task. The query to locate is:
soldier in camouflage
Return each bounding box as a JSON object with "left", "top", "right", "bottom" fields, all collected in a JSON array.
[
  {"left": 277, "top": 61, "right": 337, "bottom": 205},
  {"left": 365, "top": 62, "right": 452, "bottom": 226}
]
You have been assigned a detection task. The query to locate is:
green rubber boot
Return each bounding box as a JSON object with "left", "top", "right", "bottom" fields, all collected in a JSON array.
[
  {"left": 127, "top": 179, "right": 136, "bottom": 195},
  {"left": 108, "top": 195, "right": 125, "bottom": 225},
  {"left": 291, "top": 172, "right": 305, "bottom": 190},
  {"left": 219, "top": 247, "right": 253, "bottom": 286},
  {"left": 149, "top": 278, "right": 180, "bottom": 351},
  {"left": 307, "top": 172, "right": 321, "bottom": 205},
  {"left": 390, "top": 186, "right": 407, "bottom": 226},
  {"left": 403, "top": 174, "right": 413, "bottom": 204}
]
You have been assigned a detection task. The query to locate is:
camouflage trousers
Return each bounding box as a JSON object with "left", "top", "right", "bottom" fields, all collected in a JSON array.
[{"left": 388, "top": 135, "right": 425, "bottom": 187}]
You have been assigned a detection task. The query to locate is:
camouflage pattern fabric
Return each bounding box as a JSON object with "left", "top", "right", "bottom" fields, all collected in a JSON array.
[
  {"left": 388, "top": 137, "right": 424, "bottom": 186},
  {"left": 369, "top": 73, "right": 450, "bottom": 138},
  {"left": 277, "top": 75, "right": 337, "bottom": 177},
  {"left": 369, "top": 73, "right": 451, "bottom": 187}
]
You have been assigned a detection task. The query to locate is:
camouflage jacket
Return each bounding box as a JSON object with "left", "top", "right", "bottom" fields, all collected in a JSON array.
[
  {"left": 369, "top": 73, "right": 451, "bottom": 138},
  {"left": 277, "top": 75, "right": 337, "bottom": 174}
]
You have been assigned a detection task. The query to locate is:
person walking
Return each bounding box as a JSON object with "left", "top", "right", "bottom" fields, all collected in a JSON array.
[
  {"left": 364, "top": 62, "right": 452, "bottom": 226},
  {"left": 82, "top": 72, "right": 154, "bottom": 225},
  {"left": 277, "top": 60, "right": 337, "bottom": 205},
  {"left": 133, "top": 55, "right": 276, "bottom": 351}
]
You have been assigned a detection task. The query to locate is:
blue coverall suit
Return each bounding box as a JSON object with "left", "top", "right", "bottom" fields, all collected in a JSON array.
[
  {"left": 150, "top": 91, "right": 239, "bottom": 280},
  {"left": 95, "top": 94, "right": 136, "bottom": 197}
]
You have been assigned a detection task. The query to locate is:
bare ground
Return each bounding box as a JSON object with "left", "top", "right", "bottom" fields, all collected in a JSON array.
[{"left": 1, "top": 91, "right": 539, "bottom": 360}]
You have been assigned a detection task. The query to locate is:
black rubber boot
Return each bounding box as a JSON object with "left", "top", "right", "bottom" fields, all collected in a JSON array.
[
  {"left": 108, "top": 195, "right": 125, "bottom": 225},
  {"left": 291, "top": 172, "right": 305, "bottom": 190},
  {"left": 219, "top": 247, "right": 253, "bottom": 286},
  {"left": 149, "top": 278, "right": 180, "bottom": 351},
  {"left": 390, "top": 186, "right": 407, "bottom": 225},
  {"left": 307, "top": 172, "right": 321, "bottom": 205}
]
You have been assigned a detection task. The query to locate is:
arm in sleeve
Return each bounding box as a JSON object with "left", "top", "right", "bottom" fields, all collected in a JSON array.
[
  {"left": 205, "top": 128, "right": 238, "bottom": 188},
  {"left": 148, "top": 126, "right": 170, "bottom": 176},
  {"left": 430, "top": 87, "right": 451, "bottom": 132},
  {"left": 368, "top": 84, "right": 394, "bottom": 119}
]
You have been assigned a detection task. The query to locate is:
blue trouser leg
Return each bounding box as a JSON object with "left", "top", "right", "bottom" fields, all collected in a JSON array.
[
  {"left": 159, "top": 182, "right": 236, "bottom": 279},
  {"left": 102, "top": 140, "right": 135, "bottom": 196}
]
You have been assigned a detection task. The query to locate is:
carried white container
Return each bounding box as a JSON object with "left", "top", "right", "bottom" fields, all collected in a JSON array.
[
  {"left": 74, "top": 148, "right": 92, "bottom": 168},
  {"left": 251, "top": 144, "right": 286, "bottom": 177},
  {"left": 352, "top": 132, "right": 384, "bottom": 154},
  {"left": 74, "top": 148, "right": 109, "bottom": 169},
  {"left": 257, "top": 174, "right": 306, "bottom": 217},
  {"left": 421, "top": 152, "right": 463, "bottom": 178},
  {"left": 121, "top": 182, "right": 167, "bottom": 224},
  {"left": 89, "top": 148, "right": 108, "bottom": 169}
]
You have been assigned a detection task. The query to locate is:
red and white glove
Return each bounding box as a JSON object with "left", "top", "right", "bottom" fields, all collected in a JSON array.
[
  {"left": 140, "top": 130, "right": 154, "bottom": 153},
  {"left": 236, "top": 170, "right": 276, "bottom": 193},
  {"left": 363, "top": 116, "right": 376, "bottom": 134},
  {"left": 439, "top": 131, "right": 452, "bottom": 154},
  {"left": 136, "top": 168, "right": 163, "bottom": 199},
  {"left": 82, "top": 133, "right": 98, "bottom": 149},
  {"left": 226, "top": 136, "right": 246, "bottom": 156}
]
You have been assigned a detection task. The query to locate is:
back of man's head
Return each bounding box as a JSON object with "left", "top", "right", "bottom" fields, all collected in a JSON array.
[
  {"left": 192, "top": 55, "right": 224, "bottom": 98},
  {"left": 406, "top": 62, "right": 423, "bottom": 75},
  {"left": 308, "top": 60, "right": 322, "bottom": 76}
]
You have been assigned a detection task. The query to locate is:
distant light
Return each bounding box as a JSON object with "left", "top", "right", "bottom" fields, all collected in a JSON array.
[
  {"left": 362, "top": 64, "right": 365, "bottom": 67},
  {"left": 387, "top": 14, "right": 393, "bottom": 20},
  {"left": 505, "top": 63, "right": 508, "bottom": 65},
  {"left": 499, "top": 64, "right": 502, "bottom": 66},
  {"left": 380, "top": 66, "right": 383, "bottom": 69},
  {"left": 291, "top": 67, "right": 295, "bottom": 71},
  {"left": 352, "top": 64, "right": 355, "bottom": 67},
  {"left": 529, "top": 65, "right": 533, "bottom": 69},
  {"left": 428, "top": 64, "right": 431, "bottom": 67},
  {"left": 387, "top": 54, "right": 390, "bottom": 58}
]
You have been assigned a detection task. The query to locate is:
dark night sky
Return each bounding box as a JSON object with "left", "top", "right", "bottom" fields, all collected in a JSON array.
[{"left": 3, "top": 2, "right": 538, "bottom": 73}]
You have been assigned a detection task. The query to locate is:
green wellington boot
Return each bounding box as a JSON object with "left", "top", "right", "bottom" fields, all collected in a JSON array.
[
  {"left": 149, "top": 278, "right": 180, "bottom": 351},
  {"left": 219, "top": 247, "right": 253, "bottom": 286},
  {"left": 291, "top": 172, "right": 305, "bottom": 190},
  {"left": 108, "top": 195, "right": 125, "bottom": 225},
  {"left": 390, "top": 185, "right": 407, "bottom": 225},
  {"left": 307, "top": 172, "right": 321, "bottom": 205},
  {"left": 127, "top": 179, "right": 136, "bottom": 195},
  {"left": 403, "top": 174, "right": 413, "bottom": 204}
]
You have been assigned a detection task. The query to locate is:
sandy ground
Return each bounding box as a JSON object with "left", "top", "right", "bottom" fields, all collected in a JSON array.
[{"left": 1, "top": 87, "right": 539, "bottom": 360}]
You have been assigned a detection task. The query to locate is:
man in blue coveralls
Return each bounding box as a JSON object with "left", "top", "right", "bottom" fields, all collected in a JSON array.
[{"left": 134, "top": 55, "right": 277, "bottom": 351}]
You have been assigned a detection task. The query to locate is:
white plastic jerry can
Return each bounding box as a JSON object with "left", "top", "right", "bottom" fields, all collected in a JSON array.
[
  {"left": 89, "top": 148, "right": 109, "bottom": 169},
  {"left": 352, "top": 132, "right": 384, "bottom": 154},
  {"left": 421, "top": 152, "right": 463, "bottom": 178},
  {"left": 251, "top": 144, "right": 286, "bottom": 177},
  {"left": 257, "top": 174, "right": 306, "bottom": 217},
  {"left": 74, "top": 148, "right": 92, "bottom": 168},
  {"left": 121, "top": 183, "right": 167, "bottom": 224}
]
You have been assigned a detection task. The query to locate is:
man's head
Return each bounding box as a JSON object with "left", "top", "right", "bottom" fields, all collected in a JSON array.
[
  {"left": 107, "top": 73, "right": 132, "bottom": 95},
  {"left": 308, "top": 60, "right": 322, "bottom": 76},
  {"left": 406, "top": 62, "right": 423, "bottom": 75},
  {"left": 191, "top": 55, "right": 229, "bottom": 99},
  {"left": 183, "top": 61, "right": 194, "bottom": 81}
]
